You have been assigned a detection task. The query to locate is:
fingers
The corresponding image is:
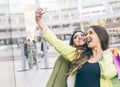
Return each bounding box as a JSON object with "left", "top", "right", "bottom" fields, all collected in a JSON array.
[
  {"left": 36, "top": 8, "right": 46, "bottom": 15},
  {"left": 113, "top": 48, "right": 119, "bottom": 56},
  {"left": 35, "top": 7, "right": 47, "bottom": 23},
  {"left": 35, "top": 8, "right": 44, "bottom": 22},
  {"left": 36, "top": 9, "right": 43, "bottom": 16}
]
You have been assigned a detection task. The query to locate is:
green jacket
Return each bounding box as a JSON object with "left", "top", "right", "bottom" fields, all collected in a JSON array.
[
  {"left": 41, "top": 27, "right": 117, "bottom": 87},
  {"left": 46, "top": 55, "right": 70, "bottom": 87}
]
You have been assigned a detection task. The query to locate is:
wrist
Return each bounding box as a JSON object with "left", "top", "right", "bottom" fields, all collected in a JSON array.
[{"left": 37, "top": 20, "right": 45, "bottom": 31}]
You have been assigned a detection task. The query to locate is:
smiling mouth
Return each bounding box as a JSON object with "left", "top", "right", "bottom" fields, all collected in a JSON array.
[
  {"left": 87, "top": 38, "right": 92, "bottom": 44},
  {"left": 83, "top": 38, "right": 86, "bottom": 42},
  {"left": 79, "top": 38, "right": 86, "bottom": 43}
]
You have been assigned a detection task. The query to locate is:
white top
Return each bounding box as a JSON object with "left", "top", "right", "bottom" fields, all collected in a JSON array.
[{"left": 67, "top": 72, "right": 76, "bottom": 87}]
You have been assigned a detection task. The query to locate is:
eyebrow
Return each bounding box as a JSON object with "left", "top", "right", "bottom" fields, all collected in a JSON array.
[
  {"left": 74, "top": 33, "right": 85, "bottom": 37},
  {"left": 87, "top": 30, "right": 91, "bottom": 33}
]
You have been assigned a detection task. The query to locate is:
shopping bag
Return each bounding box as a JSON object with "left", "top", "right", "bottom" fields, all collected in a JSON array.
[
  {"left": 113, "top": 55, "right": 120, "bottom": 80},
  {"left": 112, "top": 48, "right": 120, "bottom": 80}
]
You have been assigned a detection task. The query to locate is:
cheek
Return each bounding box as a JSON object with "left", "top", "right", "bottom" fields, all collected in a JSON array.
[
  {"left": 91, "top": 38, "right": 100, "bottom": 47},
  {"left": 94, "top": 37, "right": 100, "bottom": 43},
  {"left": 81, "top": 41, "right": 86, "bottom": 45},
  {"left": 74, "top": 40, "right": 78, "bottom": 45},
  {"left": 73, "top": 39, "right": 80, "bottom": 45},
  {"left": 73, "top": 40, "right": 76, "bottom": 45},
  {"left": 73, "top": 39, "right": 78, "bottom": 43}
]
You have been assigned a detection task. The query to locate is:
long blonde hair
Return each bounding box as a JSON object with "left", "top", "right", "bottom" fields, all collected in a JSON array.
[{"left": 68, "top": 47, "right": 92, "bottom": 75}]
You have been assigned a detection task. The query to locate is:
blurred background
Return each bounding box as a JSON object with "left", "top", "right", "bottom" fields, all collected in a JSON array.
[{"left": 0, "top": 0, "right": 120, "bottom": 87}]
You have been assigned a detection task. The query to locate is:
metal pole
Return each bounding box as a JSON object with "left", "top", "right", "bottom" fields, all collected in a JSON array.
[
  {"left": 35, "top": 0, "right": 39, "bottom": 9},
  {"left": 20, "top": 42, "right": 26, "bottom": 70},
  {"left": 42, "top": 40, "right": 49, "bottom": 68}
]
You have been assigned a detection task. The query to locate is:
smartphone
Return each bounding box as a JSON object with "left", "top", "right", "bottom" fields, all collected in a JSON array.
[{"left": 41, "top": 8, "right": 47, "bottom": 14}]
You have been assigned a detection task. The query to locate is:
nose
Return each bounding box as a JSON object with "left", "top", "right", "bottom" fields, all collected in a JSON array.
[
  {"left": 78, "top": 35, "right": 86, "bottom": 41},
  {"left": 78, "top": 35, "right": 82, "bottom": 40},
  {"left": 85, "top": 34, "right": 90, "bottom": 41},
  {"left": 79, "top": 35, "right": 82, "bottom": 38}
]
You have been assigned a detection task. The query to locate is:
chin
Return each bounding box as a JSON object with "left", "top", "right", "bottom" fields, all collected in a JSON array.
[{"left": 88, "top": 45, "right": 93, "bottom": 48}]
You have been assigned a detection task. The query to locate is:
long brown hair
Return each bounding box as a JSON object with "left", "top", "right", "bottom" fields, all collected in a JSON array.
[
  {"left": 68, "top": 46, "right": 92, "bottom": 75},
  {"left": 68, "top": 25, "right": 109, "bottom": 75},
  {"left": 90, "top": 25, "right": 109, "bottom": 50},
  {"left": 68, "top": 31, "right": 91, "bottom": 74}
]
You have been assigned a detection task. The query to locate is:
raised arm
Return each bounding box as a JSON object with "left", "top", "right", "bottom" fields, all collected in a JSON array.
[
  {"left": 35, "top": 8, "right": 80, "bottom": 61},
  {"left": 35, "top": 8, "right": 46, "bottom": 30}
]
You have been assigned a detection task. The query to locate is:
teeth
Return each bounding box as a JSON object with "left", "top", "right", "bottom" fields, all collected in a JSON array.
[
  {"left": 87, "top": 37, "right": 92, "bottom": 43},
  {"left": 88, "top": 41, "right": 91, "bottom": 43},
  {"left": 87, "top": 39, "right": 92, "bottom": 43}
]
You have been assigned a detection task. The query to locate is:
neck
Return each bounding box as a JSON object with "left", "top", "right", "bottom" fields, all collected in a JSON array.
[
  {"left": 92, "top": 46, "right": 103, "bottom": 59},
  {"left": 93, "top": 45, "right": 102, "bottom": 53}
]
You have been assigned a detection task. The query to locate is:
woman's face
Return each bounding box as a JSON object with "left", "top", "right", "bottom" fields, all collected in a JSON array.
[
  {"left": 86, "top": 28, "right": 101, "bottom": 49},
  {"left": 73, "top": 32, "right": 86, "bottom": 47}
]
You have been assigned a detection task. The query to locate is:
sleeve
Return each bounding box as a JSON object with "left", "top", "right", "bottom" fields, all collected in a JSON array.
[
  {"left": 40, "top": 27, "right": 80, "bottom": 61},
  {"left": 99, "top": 50, "right": 117, "bottom": 79}
]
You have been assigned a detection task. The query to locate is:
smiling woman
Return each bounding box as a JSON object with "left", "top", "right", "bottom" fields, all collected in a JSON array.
[
  {"left": 74, "top": 25, "right": 114, "bottom": 87},
  {"left": 35, "top": 8, "right": 117, "bottom": 87},
  {"left": 46, "top": 30, "right": 87, "bottom": 87}
]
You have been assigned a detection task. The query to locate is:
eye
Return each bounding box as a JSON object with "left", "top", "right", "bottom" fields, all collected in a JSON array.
[
  {"left": 89, "top": 31, "right": 93, "bottom": 34},
  {"left": 87, "top": 31, "right": 93, "bottom": 35},
  {"left": 73, "top": 36, "right": 77, "bottom": 39}
]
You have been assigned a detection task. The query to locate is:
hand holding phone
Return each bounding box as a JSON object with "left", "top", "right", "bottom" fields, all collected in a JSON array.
[{"left": 41, "top": 8, "right": 47, "bottom": 14}]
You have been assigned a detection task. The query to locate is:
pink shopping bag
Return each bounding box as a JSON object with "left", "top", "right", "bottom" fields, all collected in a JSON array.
[{"left": 113, "top": 55, "right": 120, "bottom": 80}]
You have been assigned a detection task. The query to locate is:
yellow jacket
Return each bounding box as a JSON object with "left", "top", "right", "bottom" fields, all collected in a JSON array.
[{"left": 41, "top": 27, "right": 117, "bottom": 87}]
